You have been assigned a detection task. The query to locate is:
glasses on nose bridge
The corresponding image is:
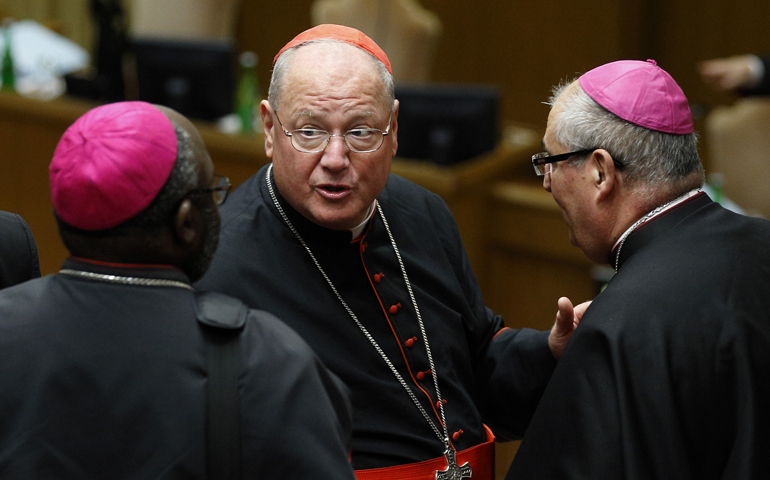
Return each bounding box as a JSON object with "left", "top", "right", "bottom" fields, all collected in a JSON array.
[
  {"left": 531, "top": 149, "right": 597, "bottom": 176},
  {"left": 188, "top": 174, "right": 232, "bottom": 205},
  {"left": 274, "top": 111, "right": 392, "bottom": 154},
  {"left": 531, "top": 148, "right": 624, "bottom": 176}
]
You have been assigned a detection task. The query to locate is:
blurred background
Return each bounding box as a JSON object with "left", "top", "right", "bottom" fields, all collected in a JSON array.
[
  {"left": 3, "top": 0, "right": 769, "bottom": 131},
  {"left": 2, "top": 2, "right": 769, "bottom": 474}
]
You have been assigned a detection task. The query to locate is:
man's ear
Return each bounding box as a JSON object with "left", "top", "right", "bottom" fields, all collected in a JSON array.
[
  {"left": 261, "top": 100, "right": 275, "bottom": 158},
  {"left": 390, "top": 99, "right": 399, "bottom": 158},
  {"left": 589, "top": 148, "right": 618, "bottom": 202},
  {"left": 174, "top": 198, "right": 199, "bottom": 245}
]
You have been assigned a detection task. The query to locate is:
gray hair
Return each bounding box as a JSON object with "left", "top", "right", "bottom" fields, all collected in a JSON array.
[
  {"left": 548, "top": 80, "right": 704, "bottom": 203},
  {"left": 268, "top": 39, "right": 395, "bottom": 113}
]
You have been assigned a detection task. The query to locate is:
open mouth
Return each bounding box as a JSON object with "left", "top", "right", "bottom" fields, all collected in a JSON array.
[{"left": 317, "top": 184, "right": 351, "bottom": 199}]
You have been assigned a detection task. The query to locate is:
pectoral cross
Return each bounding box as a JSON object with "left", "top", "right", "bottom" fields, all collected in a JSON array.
[{"left": 435, "top": 447, "right": 472, "bottom": 479}]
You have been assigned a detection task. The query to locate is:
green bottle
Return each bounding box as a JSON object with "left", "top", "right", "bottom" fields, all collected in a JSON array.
[
  {"left": 236, "top": 51, "right": 260, "bottom": 134},
  {"left": 1, "top": 20, "right": 15, "bottom": 92}
]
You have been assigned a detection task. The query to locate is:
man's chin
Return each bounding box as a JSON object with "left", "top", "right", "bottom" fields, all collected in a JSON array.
[{"left": 305, "top": 206, "right": 368, "bottom": 231}]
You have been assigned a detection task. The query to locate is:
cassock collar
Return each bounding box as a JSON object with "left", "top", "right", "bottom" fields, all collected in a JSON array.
[
  {"left": 61, "top": 257, "right": 192, "bottom": 284},
  {"left": 258, "top": 164, "right": 372, "bottom": 246},
  {"left": 610, "top": 191, "right": 712, "bottom": 271}
]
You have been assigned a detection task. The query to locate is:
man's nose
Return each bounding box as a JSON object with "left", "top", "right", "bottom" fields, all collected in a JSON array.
[
  {"left": 320, "top": 135, "right": 350, "bottom": 171},
  {"left": 543, "top": 171, "right": 552, "bottom": 192}
]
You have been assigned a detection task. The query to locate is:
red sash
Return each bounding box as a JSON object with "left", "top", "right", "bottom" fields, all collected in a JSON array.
[{"left": 354, "top": 425, "right": 495, "bottom": 480}]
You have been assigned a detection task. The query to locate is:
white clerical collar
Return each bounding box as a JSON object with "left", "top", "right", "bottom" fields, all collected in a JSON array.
[
  {"left": 350, "top": 200, "right": 378, "bottom": 239},
  {"left": 612, "top": 188, "right": 702, "bottom": 252}
]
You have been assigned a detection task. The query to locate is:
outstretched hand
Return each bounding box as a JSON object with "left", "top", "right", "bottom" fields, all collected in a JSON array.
[
  {"left": 548, "top": 297, "right": 590, "bottom": 359},
  {"left": 698, "top": 54, "right": 760, "bottom": 93}
]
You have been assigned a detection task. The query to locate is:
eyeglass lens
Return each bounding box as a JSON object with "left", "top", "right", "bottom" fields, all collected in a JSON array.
[
  {"left": 532, "top": 153, "right": 552, "bottom": 176},
  {"left": 291, "top": 128, "right": 385, "bottom": 153},
  {"left": 211, "top": 175, "right": 230, "bottom": 205}
]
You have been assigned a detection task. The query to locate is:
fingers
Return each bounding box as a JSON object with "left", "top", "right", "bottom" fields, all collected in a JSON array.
[
  {"left": 550, "top": 296, "right": 593, "bottom": 359},
  {"left": 549, "top": 297, "right": 577, "bottom": 360},
  {"left": 555, "top": 296, "right": 574, "bottom": 329},
  {"left": 698, "top": 55, "right": 757, "bottom": 92},
  {"left": 572, "top": 300, "right": 592, "bottom": 323}
]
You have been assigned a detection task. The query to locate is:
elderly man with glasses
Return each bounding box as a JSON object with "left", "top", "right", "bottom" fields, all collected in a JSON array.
[
  {"left": 197, "top": 24, "right": 582, "bottom": 480},
  {"left": 506, "top": 60, "right": 770, "bottom": 479}
]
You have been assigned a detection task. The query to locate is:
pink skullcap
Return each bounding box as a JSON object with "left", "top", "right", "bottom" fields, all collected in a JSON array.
[
  {"left": 578, "top": 59, "right": 693, "bottom": 134},
  {"left": 49, "top": 101, "right": 178, "bottom": 230},
  {"left": 273, "top": 24, "right": 392, "bottom": 74}
]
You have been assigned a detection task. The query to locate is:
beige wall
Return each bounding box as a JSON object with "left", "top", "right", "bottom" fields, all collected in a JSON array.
[
  {"left": 4, "top": 0, "right": 770, "bottom": 131},
  {"left": 234, "top": 0, "right": 770, "bottom": 137},
  {"left": 128, "top": 0, "right": 241, "bottom": 40}
]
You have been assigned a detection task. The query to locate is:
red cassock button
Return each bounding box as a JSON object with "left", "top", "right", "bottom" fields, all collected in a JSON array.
[
  {"left": 452, "top": 429, "right": 464, "bottom": 442},
  {"left": 389, "top": 303, "right": 401, "bottom": 314},
  {"left": 374, "top": 273, "right": 384, "bottom": 283},
  {"left": 405, "top": 336, "right": 417, "bottom": 348},
  {"left": 416, "top": 369, "right": 431, "bottom": 380}
]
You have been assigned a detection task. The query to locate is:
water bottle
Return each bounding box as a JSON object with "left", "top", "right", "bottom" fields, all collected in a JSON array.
[
  {"left": 1, "top": 19, "right": 15, "bottom": 92},
  {"left": 236, "top": 51, "right": 259, "bottom": 134}
]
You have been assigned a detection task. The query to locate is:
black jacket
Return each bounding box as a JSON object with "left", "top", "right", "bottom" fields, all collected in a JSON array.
[
  {"left": 198, "top": 164, "right": 557, "bottom": 469},
  {"left": 0, "top": 211, "right": 40, "bottom": 289},
  {"left": 508, "top": 193, "right": 770, "bottom": 479},
  {"left": 0, "top": 258, "right": 356, "bottom": 479}
]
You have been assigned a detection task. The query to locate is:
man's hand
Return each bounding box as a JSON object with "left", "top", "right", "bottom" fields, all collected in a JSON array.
[
  {"left": 548, "top": 297, "right": 590, "bottom": 359},
  {"left": 698, "top": 54, "right": 762, "bottom": 93}
]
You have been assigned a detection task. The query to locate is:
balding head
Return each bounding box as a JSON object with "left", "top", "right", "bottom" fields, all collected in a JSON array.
[{"left": 268, "top": 39, "right": 394, "bottom": 115}]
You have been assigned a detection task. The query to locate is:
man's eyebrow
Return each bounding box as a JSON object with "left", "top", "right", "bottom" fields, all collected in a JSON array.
[{"left": 294, "top": 110, "right": 377, "bottom": 119}]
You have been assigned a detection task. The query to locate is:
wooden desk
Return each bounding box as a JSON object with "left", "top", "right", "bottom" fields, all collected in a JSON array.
[
  {"left": 0, "top": 92, "right": 540, "bottom": 276},
  {"left": 484, "top": 181, "right": 598, "bottom": 328},
  {"left": 392, "top": 128, "right": 542, "bottom": 277}
]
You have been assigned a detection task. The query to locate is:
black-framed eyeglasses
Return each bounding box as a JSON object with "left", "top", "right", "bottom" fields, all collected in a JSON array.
[
  {"left": 531, "top": 149, "right": 598, "bottom": 176},
  {"left": 274, "top": 111, "right": 392, "bottom": 154},
  {"left": 188, "top": 174, "right": 231, "bottom": 205}
]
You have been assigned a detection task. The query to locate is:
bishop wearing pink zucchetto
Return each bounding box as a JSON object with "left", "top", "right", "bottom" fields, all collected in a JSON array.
[
  {"left": 508, "top": 59, "right": 770, "bottom": 479},
  {"left": 0, "top": 101, "right": 357, "bottom": 479}
]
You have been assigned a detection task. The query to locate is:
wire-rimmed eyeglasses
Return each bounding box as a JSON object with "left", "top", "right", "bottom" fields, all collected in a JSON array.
[
  {"left": 531, "top": 149, "right": 597, "bottom": 176},
  {"left": 274, "top": 111, "right": 392, "bottom": 154},
  {"left": 188, "top": 174, "right": 232, "bottom": 205}
]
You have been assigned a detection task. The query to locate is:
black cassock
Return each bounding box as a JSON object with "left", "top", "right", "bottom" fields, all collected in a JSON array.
[
  {"left": 198, "top": 164, "right": 557, "bottom": 470},
  {"left": 0, "top": 258, "right": 355, "bottom": 479},
  {"left": 0, "top": 211, "right": 40, "bottom": 289},
  {"left": 508, "top": 192, "right": 770, "bottom": 479}
]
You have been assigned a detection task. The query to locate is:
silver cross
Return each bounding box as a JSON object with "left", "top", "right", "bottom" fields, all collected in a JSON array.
[{"left": 435, "top": 448, "right": 472, "bottom": 479}]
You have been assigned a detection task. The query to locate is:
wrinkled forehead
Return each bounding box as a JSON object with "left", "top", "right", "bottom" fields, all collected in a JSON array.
[
  {"left": 286, "top": 41, "right": 383, "bottom": 82},
  {"left": 280, "top": 43, "right": 391, "bottom": 111}
]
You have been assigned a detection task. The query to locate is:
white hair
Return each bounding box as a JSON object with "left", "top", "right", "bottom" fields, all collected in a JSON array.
[{"left": 548, "top": 80, "right": 704, "bottom": 204}]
